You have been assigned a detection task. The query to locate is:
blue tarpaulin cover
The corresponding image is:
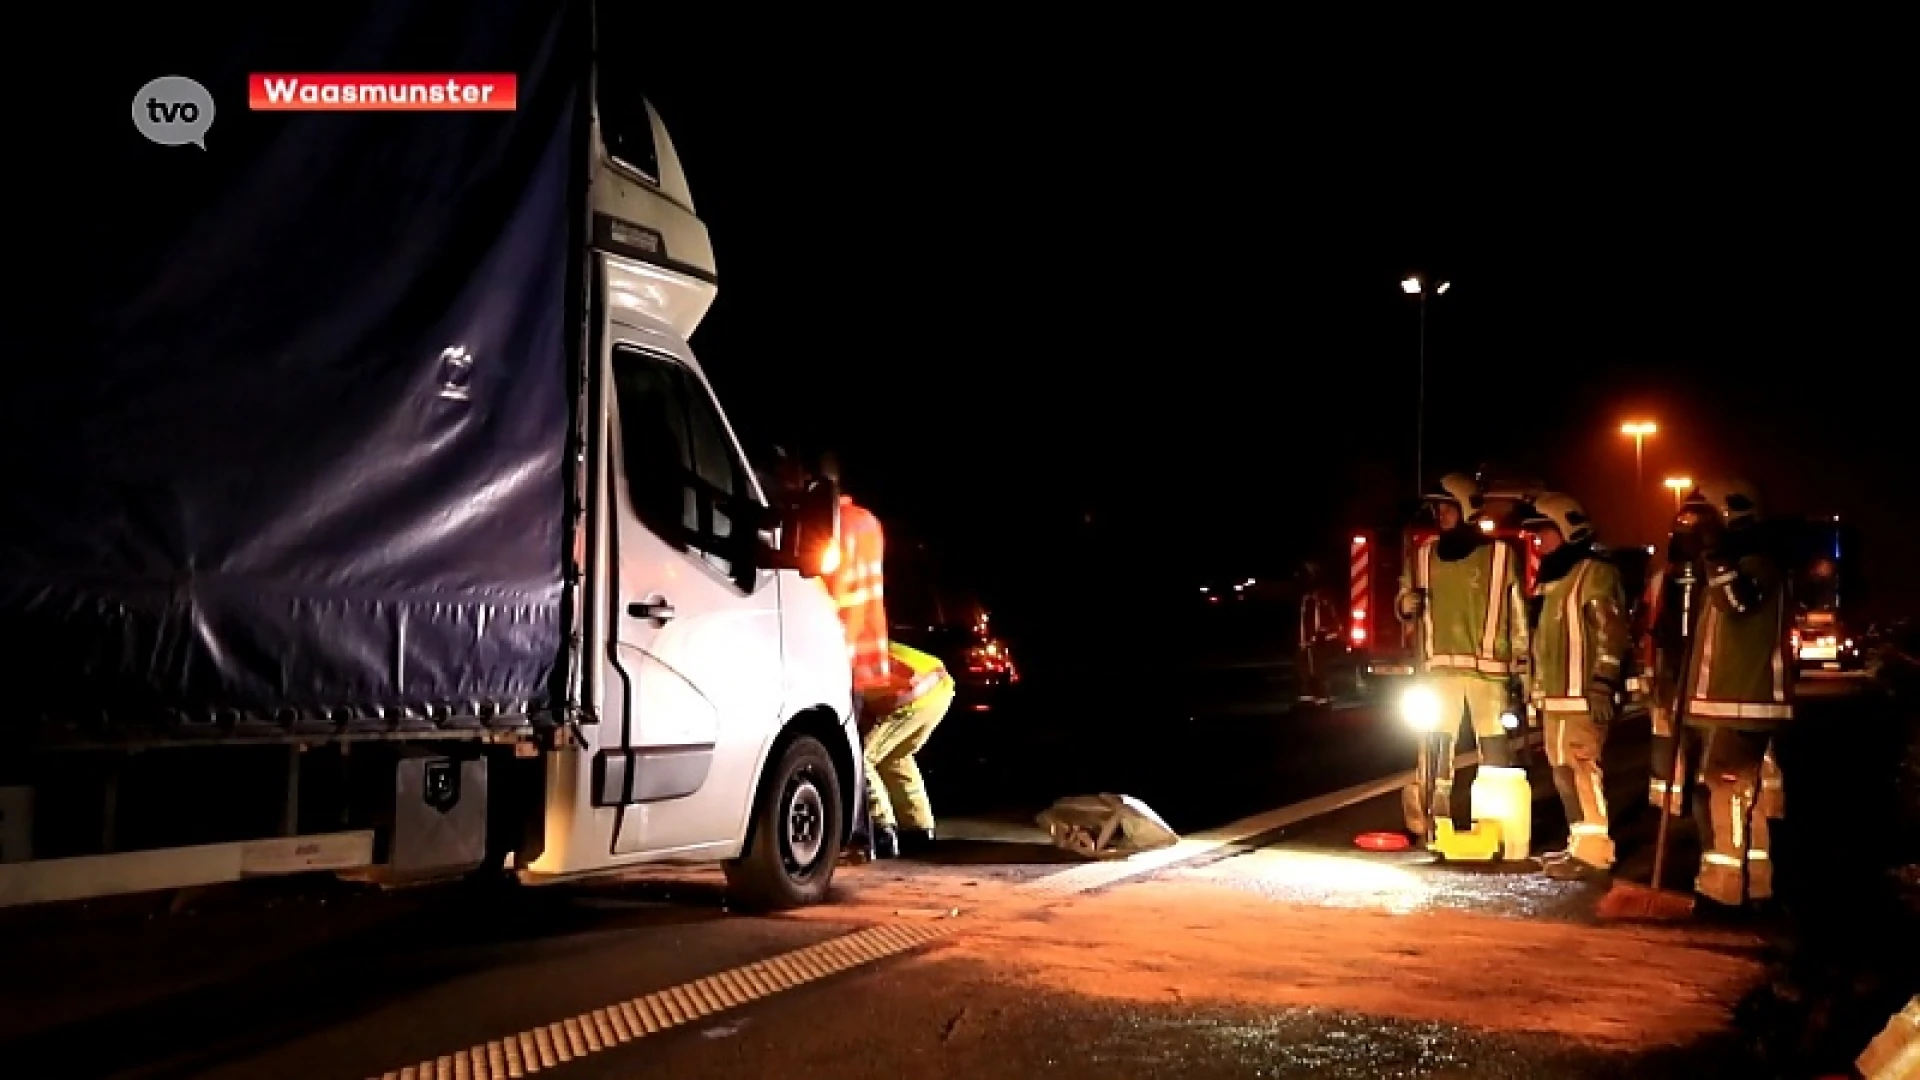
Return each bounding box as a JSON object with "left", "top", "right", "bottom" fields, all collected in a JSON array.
[{"left": 0, "top": 2, "right": 587, "bottom": 734}]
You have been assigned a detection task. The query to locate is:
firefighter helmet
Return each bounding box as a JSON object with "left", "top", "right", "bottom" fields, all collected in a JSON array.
[
  {"left": 1698, "top": 479, "right": 1762, "bottom": 530},
  {"left": 1424, "top": 472, "right": 1485, "bottom": 521},
  {"left": 1524, "top": 491, "right": 1594, "bottom": 545}
]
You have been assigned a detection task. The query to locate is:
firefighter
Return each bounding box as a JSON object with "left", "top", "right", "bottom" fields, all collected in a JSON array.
[
  {"left": 1296, "top": 561, "right": 1342, "bottom": 706},
  {"left": 1640, "top": 505, "right": 1702, "bottom": 818},
  {"left": 862, "top": 641, "right": 957, "bottom": 857},
  {"left": 1523, "top": 493, "right": 1629, "bottom": 880},
  {"left": 1677, "top": 479, "right": 1794, "bottom": 909},
  {"left": 1394, "top": 473, "right": 1531, "bottom": 834}
]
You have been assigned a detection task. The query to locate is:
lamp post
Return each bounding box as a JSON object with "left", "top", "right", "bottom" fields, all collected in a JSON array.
[
  {"left": 1619, "top": 421, "right": 1658, "bottom": 542},
  {"left": 1664, "top": 475, "right": 1692, "bottom": 511},
  {"left": 1403, "top": 276, "right": 1451, "bottom": 495}
]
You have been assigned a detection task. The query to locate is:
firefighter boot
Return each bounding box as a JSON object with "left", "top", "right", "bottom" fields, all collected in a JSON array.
[
  {"left": 1540, "top": 766, "right": 1585, "bottom": 865},
  {"left": 872, "top": 826, "right": 900, "bottom": 860},
  {"left": 897, "top": 827, "right": 937, "bottom": 857},
  {"left": 1544, "top": 856, "right": 1610, "bottom": 882}
]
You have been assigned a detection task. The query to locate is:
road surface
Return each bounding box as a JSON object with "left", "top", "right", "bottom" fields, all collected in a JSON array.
[{"left": 1, "top": 667, "right": 1912, "bottom": 1079}]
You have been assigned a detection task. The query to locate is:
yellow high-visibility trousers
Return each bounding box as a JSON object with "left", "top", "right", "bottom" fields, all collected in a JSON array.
[
  {"left": 1545, "top": 707, "right": 1613, "bottom": 868},
  {"left": 1689, "top": 726, "right": 1774, "bottom": 906},
  {"left": 1649, "top": 671, "right": 1681, "bottom": 812},
  {"left": 863, "top": 680, "right": 954, "bottom": 831},
  {"left": 1401, "top": 673, "right": 1511, "bottom": 834}
]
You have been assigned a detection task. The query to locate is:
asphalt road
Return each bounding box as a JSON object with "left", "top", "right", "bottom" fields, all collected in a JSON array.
[
  {"left": 923, "top": 655, "right": 1399, "bottom": 832},
  {"left": 0, "top": 665, "right": 1911, "bottom": 1079}
]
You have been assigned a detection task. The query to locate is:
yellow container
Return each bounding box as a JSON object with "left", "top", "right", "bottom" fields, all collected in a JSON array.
[
  {"left": 1430, "top": 819, "right": 1503, "bottom": 861},
  {"left": 1470, "top": 766, "right": 1533, "bottom": 861}
]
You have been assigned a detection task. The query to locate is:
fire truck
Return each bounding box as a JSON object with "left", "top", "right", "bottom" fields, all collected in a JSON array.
[{"left": 1784, "top": 516, "right": 1866, "bottom": 672}]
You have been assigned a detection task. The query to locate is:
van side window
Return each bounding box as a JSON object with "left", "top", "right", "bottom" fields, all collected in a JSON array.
[
  {"left": 610, "top": 345, "right": 757, "bottom": 592},
  {"left": 611, "top": 347, "right": 692, "bottom": 546},
  {"left": 680, "top": 372, "right": 755, "bottom": 575},
  {"left": 595, "top": 66, "right": 659, "bottom": 185}
]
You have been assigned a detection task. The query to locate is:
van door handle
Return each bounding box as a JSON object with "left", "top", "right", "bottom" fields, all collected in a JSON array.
[{"left": 628, "top": 598, "right": 675, "bottom": 623}]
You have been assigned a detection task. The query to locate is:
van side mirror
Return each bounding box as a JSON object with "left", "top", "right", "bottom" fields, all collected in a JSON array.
[{"left": 758, "top": 474, "right": 840, "bottom": 578}]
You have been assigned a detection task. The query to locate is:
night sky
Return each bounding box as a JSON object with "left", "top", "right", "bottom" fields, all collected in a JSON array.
[
  {"left": 42, "top": 13, "right": 1912, "bottom": 644},
  {"left": 644, "top": 44, "right": 1913, "bottom": 622}
]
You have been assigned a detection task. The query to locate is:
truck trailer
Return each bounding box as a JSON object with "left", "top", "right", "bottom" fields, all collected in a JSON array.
[{"left": 0, "top": 2, "right": 860, "bottom": 911}]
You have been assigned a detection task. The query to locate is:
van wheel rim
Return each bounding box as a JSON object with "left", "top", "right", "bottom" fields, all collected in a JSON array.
[{"left": 783, "top": 772, "right": 826, "bottom": 873}]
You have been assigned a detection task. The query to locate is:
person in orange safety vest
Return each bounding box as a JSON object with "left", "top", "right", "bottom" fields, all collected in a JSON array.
[
  {"left": 818, "top": 453, "right": 908, "bottom": 858},
  {"left": 821, "top": 454, "right": 893, "bottom": 699}
]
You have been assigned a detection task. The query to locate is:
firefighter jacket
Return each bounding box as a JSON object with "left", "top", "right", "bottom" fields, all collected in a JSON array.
[
  {"left": 1397, "top": 534, "right": 1529, "bottom": 681},
  {"left": 1637, "top": 565, "right": 1700, "bottom": 694},
  {"left": 827, "top": 497, "right": 891, "bottom": 692},
  {"left": 1681, "top": 542, "right": 1795, "bottom": 732},
  {"left": 1298, "top": 587, "right": 1341, "bottom": 650},
  {"left": 865, "top": 642, "right": 954, "bottom": 719},
  {"left": 1531, "top": 552, "right": 1629, "bottom": 710}
]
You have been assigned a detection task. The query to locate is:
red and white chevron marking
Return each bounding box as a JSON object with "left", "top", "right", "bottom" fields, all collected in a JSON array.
[{"left": 1348, "top": 535, "right": 1371, "bottom": 646}]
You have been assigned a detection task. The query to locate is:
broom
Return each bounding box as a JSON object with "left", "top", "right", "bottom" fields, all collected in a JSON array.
[
  {"left": 1598, "top": 562, "right": 1699, "bottom": 921},
  {"left": 1598, "top": 730, "right": 1696, "bottom": 919}
]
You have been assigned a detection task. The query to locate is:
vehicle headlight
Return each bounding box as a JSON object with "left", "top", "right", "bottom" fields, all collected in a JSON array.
[
  {"left": 1400, "top": 686, "right": 1443, "bottom": 732},
  {"left": 1500, "top": 709, "right": 1520, "bottom": 730}
]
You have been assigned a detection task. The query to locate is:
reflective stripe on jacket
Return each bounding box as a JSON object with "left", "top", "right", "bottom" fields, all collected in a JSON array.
[
  {"left": 1531, "top": 556, "right": 1628, "bottom": 709},
  {"left": 1403, "top": 536, "right": 1529, "bottom": 679},
  {"left": 867, "top": 642, "right": 953, "bottom": 717},
  {"left": 1682, "top": 551, "right": 1794, "bottom": 731},
  {"left": 827, "top": 498, "right": 891, "bottom": 691}
]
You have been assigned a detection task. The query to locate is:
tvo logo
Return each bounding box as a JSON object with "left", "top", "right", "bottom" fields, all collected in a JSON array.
[{"left": 133, "top": 75, "right": 216, "bottom": 149}]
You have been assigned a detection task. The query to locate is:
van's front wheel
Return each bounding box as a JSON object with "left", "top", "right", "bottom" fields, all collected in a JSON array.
[{"left": 725, "top": 736, "right": 843, "bottom": 911}]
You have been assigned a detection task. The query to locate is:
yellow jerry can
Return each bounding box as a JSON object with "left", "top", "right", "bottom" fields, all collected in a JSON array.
[{"left": 1429, "top": 818, "right": 1504, "bottom": 862}]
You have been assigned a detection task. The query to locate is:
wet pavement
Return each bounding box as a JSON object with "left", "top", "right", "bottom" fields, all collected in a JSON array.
[
  {"left": 0, "top": 669, "right": 1911, "bottom": 1078},
  {"left": 501, "top": 952, "right": 1747, "bottom": 1080}
]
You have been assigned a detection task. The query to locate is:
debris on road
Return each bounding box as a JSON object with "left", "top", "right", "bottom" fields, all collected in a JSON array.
[{"left": 1037, "top": 794, "right": 1180, "bottom": 859}]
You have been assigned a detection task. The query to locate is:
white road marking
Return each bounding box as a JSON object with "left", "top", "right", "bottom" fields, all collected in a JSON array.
[{"left": 1011, "top": 742, "right": 1531, "bottom": 898}]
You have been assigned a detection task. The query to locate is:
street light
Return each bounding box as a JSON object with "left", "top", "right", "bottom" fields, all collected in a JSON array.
[
  {"left": 1404, "top": 276, "right": 1452, "bottom": 496},
  {"left": 1619, "top": 421, "right": 1658, "bottom": 541},
  {"left": 1664, "top": 475, "right": 1693, "bottom": 510}
]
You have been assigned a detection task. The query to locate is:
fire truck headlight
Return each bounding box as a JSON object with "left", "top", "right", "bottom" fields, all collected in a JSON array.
[{"left": 1400, "top": 686, "right": 1443, "bottom": 732}]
